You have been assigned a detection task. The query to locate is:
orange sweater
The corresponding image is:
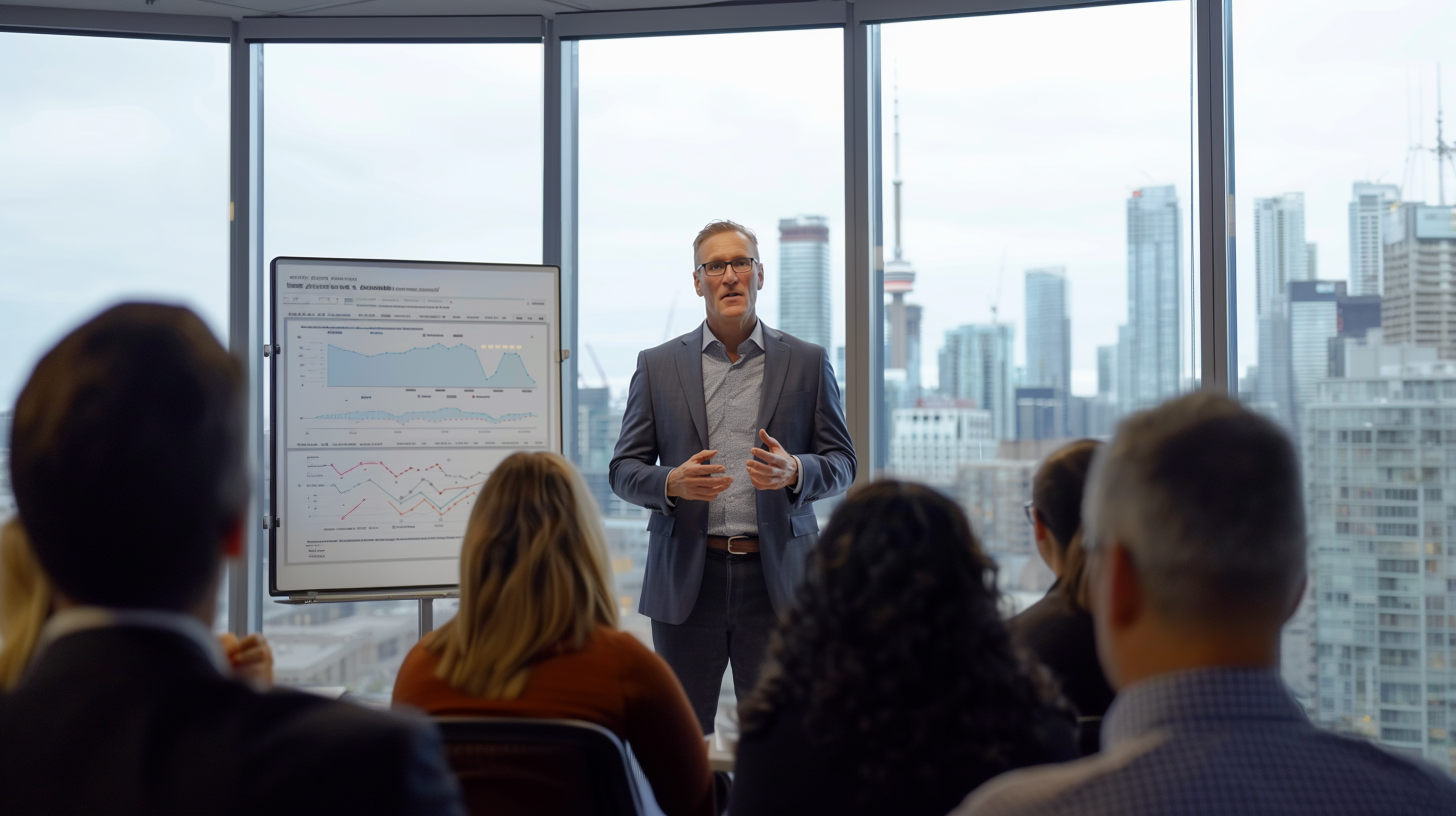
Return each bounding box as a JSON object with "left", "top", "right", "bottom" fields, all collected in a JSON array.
[{"left": 393, "top": 626, "right": 715, "bottom": 816}]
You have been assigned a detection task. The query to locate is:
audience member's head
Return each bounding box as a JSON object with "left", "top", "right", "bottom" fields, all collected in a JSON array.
[
  {"left": 10, "top": 303, "right": 246, "bottom": 616},
  {"left": 0, "top": 520, "right": 51, "bottom": 689},
  {"left": 1083, "top": 391, "right": 1305, "bottom": 689},
  {"left": 744, "top": 481, "right": 1072, "bottom": 814},
  {"left": 430, "top": 451, "right": 617, "bottom": 699},
  {"left": 1030, "top": 438, "right": 1102, "bottom": 609}
]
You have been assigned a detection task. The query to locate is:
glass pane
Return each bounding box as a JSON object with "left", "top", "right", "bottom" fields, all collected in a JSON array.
[
  {"left": 576, "top": 29, "right": 846, "bottom": 734},
  {"left": 0, "top": 33, "right": 229, "bottom": 520},
  {"left": 877, "top": 4, "right": 1195, "bottom": 613},
  {"left": 1234, "top": 0, "right": 1455, "bottom": 774},
  {"left": 261, "top": 42, "right": 543, "bottom": 703}
]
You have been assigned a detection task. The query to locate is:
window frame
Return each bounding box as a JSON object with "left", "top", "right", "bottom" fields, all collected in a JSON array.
[{"left": 0, "top": 0, "right": 1236, "bottom": 640}]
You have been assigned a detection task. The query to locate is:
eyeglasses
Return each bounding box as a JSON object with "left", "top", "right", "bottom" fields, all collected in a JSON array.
[
  {"left": 695, "top": 257, "right": 758, "bottom": 277},
  {"left": 1023, "top": 500, "right": 1036, "bottom": 525}
]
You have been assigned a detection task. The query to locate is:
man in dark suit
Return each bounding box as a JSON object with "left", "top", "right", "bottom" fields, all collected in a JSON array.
[
  {"left": 0, "top": 303, "right": 462, "bottom": 815},
  {"left": 610, "top": 220, "right": 856, "bottom": 732}
]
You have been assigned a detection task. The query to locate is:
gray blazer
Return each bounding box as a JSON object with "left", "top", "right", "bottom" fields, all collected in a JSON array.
[{"left": 609, "top": 324, "right": 856, "bottom": 624}]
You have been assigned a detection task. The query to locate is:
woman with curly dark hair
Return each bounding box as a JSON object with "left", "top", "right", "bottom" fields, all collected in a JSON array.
[{"left": 729, "top": 481, "right": 1077, "bottom": 816}]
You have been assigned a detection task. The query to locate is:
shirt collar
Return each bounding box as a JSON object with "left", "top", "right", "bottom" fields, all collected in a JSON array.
[
  {"left": 701, "top": 320, "right": 765, "bottom": 355},
  {"left": 34, "top": 606, "right": 228, "bottom": 673},
  {"left": 1103, "top": 667, "right": 1307, "bottom": 749}
]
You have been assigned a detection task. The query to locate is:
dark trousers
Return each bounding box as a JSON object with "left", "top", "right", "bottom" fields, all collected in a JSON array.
[{"left": 651, "top": 550, "right": 776, "bottom": 735}]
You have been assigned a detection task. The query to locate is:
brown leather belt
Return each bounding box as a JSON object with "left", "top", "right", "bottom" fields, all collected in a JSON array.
[{"left": 707, "top": 535, "right": 760, "bottom": 554}]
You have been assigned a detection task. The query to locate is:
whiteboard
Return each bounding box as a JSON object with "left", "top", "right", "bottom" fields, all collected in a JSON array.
[{"left": 269, "top": 257, "right": 561, "bottom": 599}]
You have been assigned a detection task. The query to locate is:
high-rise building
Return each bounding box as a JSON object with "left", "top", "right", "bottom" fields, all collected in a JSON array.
[
  {"left": 941, "top": 323, "right": 1015, "bottom": 440},
  {"left": 777, "top": 215, "right": 831, "bottom": 350},
  {"left": 1025, "top": 267, "right": 1071, "bottom": 394},
  {"left": 1304, "top": 350, "right": 1456, "bottom": 773},
  {"left": 905, "top": 303, "right": 922, "bottom": 398},
  {"left": 1253, "top": 193, "right": 1311, "bottom": 425},
  {"left": 1255, "top": 192, "right": 1311, "bottom": 315},
  {"left": 889, "top": 405, "right": 993, "bottom": 487},
  {"left": 1124, "top": 186, "right": 1182, "bottom": 409},
  {"left": 1348, "top": 182, "right": 1401, "bottom": 297},
  {"left": 1327, "top": 295, "right": 1382, "bottom": 378},
  {"left": 956, "top": 458, "right": 1036, "bottom": 557},
  {"left": 1014, "top": 387, "right": 1066, "bottom": 441},
  {"left": 1382, "top": 203, "right": 1456, "bottom": 358},
  {"left": 1287, "top": 281, "right": 1345, "bottom": 436},
  {"left": 1097, "top": 345, "right": 1116, "bottom": 397}
]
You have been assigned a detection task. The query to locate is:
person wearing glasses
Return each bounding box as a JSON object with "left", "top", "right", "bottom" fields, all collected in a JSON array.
[
  {"left": 1009, "top": 439, "right": 1113, "bottom": 756},
  {"left": 610, "top": 220, "right": 856, "bottom": 735}
]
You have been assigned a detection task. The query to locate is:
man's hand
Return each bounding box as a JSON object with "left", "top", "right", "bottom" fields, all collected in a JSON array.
[
  {"left": 219, "top": 632, "right": 274, "bottom": 689},
  {"left": 747, "top": 430, "right": 799, "bottom": 491},
  {"left": 667, "top": 449, "right": 734, "bottom": 502}
]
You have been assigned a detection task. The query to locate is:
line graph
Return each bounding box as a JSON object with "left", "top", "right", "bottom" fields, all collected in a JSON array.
[
  {"left": 306, "top": 459, "right": 489, "bottom": 523},
  {"left": 327, "top": 343, "right": 537, "bottom": 388},
  {"left": 313, "top": 407, "right": 537, "bottom": 425}
]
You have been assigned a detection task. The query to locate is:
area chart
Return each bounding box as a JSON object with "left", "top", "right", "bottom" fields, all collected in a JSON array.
[{"left": 328, "top": 343, "right": 537, "bottom": 388}]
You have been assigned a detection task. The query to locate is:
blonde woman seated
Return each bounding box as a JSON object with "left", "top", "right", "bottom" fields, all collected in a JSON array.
[
  {"left": 392, "top": 451, "right": 716, "bottom": 816},
  {"left": 0, "top": 519, "right": 274, "bottom": 690}
]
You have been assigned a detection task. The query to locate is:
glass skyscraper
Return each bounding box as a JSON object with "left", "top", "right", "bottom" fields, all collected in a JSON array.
[
  {"left": 1025, "top": 267, "right": 1071, "bottom": 395},
  {"left": 1122, "top": 185, "right": 1182, "bottom": 409},
  {"left": 777, "top": 215, "right": 832, "bottom": 350},
  {"left": 940, "top": 323, "right": 1015, "bottom": 440},
  {"left": 1348, "top": 182, "right": 1401, "bottom": 297}
]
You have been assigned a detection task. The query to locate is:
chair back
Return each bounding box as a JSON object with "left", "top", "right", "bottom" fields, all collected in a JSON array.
[{"left": 434, "top": 717, "right": 645, "bottom": 816}]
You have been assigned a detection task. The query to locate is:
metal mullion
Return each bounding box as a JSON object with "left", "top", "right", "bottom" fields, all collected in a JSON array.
[
  {"left": 547, "top": 22, "right": 581, "bottom": 465},
  {"left": 1195, "top": 0, "right": 1233, "bottom": 394},
  {"left": 0, "top": 4, "right": 229, "bottom": 40},
  {"left": 227, "top": 29, "right": 264, "bottom": 637},
  {"left": 554, "top": 1, "right": 844, "bottom": 41},
  {"left": 845, "top": 11, "right": 879, "bottom": 485}
]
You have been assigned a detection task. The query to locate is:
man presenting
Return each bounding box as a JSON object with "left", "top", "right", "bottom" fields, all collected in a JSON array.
[{"left": 610, "top": 220, "right": 856, "bottom": 732}]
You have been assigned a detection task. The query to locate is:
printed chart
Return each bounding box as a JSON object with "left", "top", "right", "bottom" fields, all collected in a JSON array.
[
  {"left": 285, "top": 449, "right": 511, "bottom": 564},
  {"left": 285, "top": 320, "right": 548, "bottom": 448}
]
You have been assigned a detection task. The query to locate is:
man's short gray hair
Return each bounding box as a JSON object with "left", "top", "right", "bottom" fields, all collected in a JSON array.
[{"left": 1083, "top": 391, "right": 1306, "bottom": 622}]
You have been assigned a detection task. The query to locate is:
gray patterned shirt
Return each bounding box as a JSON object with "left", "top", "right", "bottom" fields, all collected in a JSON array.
[
  {"left": 664, "top": 321, "right": 802, "bottom": 535},
  {"left": 701, "top": 321, "right": 767, "bottom": 536},
  {"left": 955, "top": 667, "right": 1456, "bottom": 815}
]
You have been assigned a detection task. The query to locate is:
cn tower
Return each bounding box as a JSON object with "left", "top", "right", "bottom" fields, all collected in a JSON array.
[{"left": 885, "top": 82, "right": 916, "bottom": 371}]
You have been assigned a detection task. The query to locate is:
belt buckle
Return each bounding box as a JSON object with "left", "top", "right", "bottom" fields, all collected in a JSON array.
[{"left": 727, "top": 535, "right": 752, "bottom": 555}]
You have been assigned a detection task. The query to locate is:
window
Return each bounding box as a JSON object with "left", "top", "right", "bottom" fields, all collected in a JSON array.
[
  {"left": 0, "top": 32, "right": 229, "bottom": 629},
  {"left": 0, "top": 32, "right": 229, "bottom": 521},
  {"left": 875, "top": 3, "right": 1195, "bottom": 612},
  {"left": 1234, "top": 0, "right": 1456, "bottom": 772},
  {"left": 260, "top": 42, "right": 543, "bottom": 702},
  {"left": 573, "top": 27, "right": 845, "bottom": 730}
]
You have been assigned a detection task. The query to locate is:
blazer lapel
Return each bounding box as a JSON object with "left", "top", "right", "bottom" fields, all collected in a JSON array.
[
  {"left": 756, "top": 326, "right": 791, "bottom": 431},
  {"left": 675, "top": 328, "right": 710, "bottom": 449}
]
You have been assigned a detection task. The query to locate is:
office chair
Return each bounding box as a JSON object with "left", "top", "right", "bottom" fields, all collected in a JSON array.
[{"left": 433, "top": 717, "right": 647, "bottom": 816}]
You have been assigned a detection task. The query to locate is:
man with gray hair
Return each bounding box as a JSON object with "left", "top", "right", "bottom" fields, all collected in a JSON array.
[{"left": 956, "top": 391, "right": 1455, "bottom": 815}]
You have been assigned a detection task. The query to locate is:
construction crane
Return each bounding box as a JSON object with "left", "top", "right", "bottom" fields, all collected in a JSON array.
[{"left": 584, "top": 343, "right": 610, "bottom": 391}]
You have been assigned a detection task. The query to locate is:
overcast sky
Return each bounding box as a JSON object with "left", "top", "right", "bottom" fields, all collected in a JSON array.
[{"left": 3, "top": 0, "right": 1454, "bottom": 410}]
